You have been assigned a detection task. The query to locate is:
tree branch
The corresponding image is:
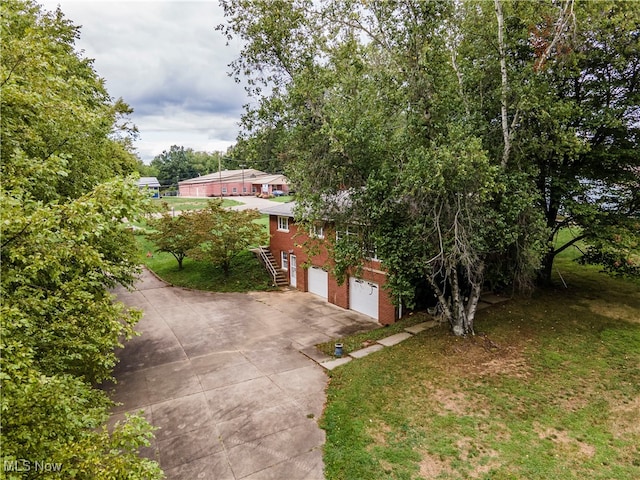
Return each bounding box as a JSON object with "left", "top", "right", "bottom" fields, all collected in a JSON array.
[
  {"left": 534, "top": 0, "right": 576, "bottom": 72},
  {"left": 553, "top": 233, "right": 587, "bottom": 256},
  {"left": 1, "top": 55, "right": 25, "bottom": 88}
]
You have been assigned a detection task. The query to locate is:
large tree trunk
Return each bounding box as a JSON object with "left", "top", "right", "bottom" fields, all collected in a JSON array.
[
  {"left": 464, "top": 273, "right": 483, "bottom": 334},
  {"left": 538, "top": 249, "right": 556, "bottom": 286},
  {"left": 426, "top": 266, "right": 482, "bottom": 337}
]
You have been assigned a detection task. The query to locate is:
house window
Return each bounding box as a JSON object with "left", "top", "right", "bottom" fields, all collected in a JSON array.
[
  {"left": 336, "top": 225, "right": 359, "bottom": 242},
  {"left": 367, "top": 245, "right": 380, "bottom": 261},
  {"left": 336, "top": 225, "right": 379, "bottom": 260},
  {"left": 232, "top": 187, "right": 238, "bottom": 193},
  {"left": 277, "top": 216, "right": 289, "bottom": 232},
  {"left": 243, "top": 186, "right": 248, "bottom": 193},
  {"left": 281, "top": 251, "right": 288, "bottom": 270},
  {"left": 222, "top": 187, "right": 227, "bottom": 194},
  {"left": 311, "top": 223, "right": 324, "bottom": 239},
  {"left": 252, "top": 186, "right": 257, "bottom": 193}
]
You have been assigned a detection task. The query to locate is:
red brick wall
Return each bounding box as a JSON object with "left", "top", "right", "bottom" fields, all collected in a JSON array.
[
  {"left": 328, "top": 276, "right": 348, "bottom": 309},
  {"left": 269, "top": 215, "right": 397, "bottom": 325},
  {"left": 179, "top": 181, "right": 288, "bottom": 197}
]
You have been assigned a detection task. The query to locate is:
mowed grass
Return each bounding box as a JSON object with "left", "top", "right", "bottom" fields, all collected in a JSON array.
[
  {"left": 135, "top": 234, "right": 275, "bottom": 292},
  {"left": 153, "top": 196, "right": 242, "bottom": 211},
  {"left": 253, "top": 214, "right": 270, "bottom": 238},
  {"left": 269, "top": 195, "right": 295, "bottom": 203},
  {"left": 322, "top": 258, "right": 640, "bottom": 479}
]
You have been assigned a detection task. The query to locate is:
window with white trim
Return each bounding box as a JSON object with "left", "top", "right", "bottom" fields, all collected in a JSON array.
[
  {"left": 336, "top": 225, "right": 360, "bottom": 242},
  {"left": 281, "top": 251, "right": 288, "bottom": 270},
  {"left": 232, "top": 187, "right": 238, "bottom": 193},
  {"left": 311, "top": 223, "right": 324, "bottom": 239},
  {"left": 222, "top": 187, "right": 227, "bottom": 194},
  {"left": 336, "top": 225, "right": 379, "bottom": 261},
  {"left": 277, "top": 216, "right": 289, "bottom": 232}
]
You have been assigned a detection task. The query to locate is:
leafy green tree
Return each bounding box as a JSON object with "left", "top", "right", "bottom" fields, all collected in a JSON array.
[
  {"left": 1, "top": 1, "right": 162, "bottom": 476},
  {"left": 135, "top": 158, "right": 159, "bottom": 178},
  {"left": 190, "top": 150, "right": 227, "bottom": 175},
  {"left": 220, "top": 0, "right": 638, "bottom": 337},
  {"left": 151, "top": 145, "right": 199, "bottom": 186},
  {"left": 1, "top": 175, "right": 162, "bottom": 478},
  {"left": 187, "top": 201, "right": 267, "bottom": 277},
  {"left": 231, "top": 127, "right": 288, "bottom": 173},
  {"left": 150, "top": 146, "right": 240, "bottom": 186},
  {"left": 219, "top": 0, "right": 543, "bottom": 334},
  {"left": 147, "top": 211, "right": 201, "bottom": 269},
  {"left": 0, "top": 0, "right": 138, "bottom": 200},
  {"left": 454, "top": 0, "right": 640, "bottom": 282}
]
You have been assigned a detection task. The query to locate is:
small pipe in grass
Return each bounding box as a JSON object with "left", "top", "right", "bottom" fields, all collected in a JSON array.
[{"left": 557, "top": 269, "right": 568, "bottom": 288}]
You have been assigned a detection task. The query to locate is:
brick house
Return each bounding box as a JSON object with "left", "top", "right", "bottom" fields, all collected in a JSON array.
[
  {"left": 178, "top": 169, "right": 289, "bottom": 197},
  {"left": 260, "top": 202, "right": 398, "bottom": 325}
]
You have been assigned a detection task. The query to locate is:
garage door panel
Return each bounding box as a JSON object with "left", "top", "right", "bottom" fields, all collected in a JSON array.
[
  {"left": 308, "top": 267, "right": 328, "bottom": 299},
  {"left": 349, "top": 277, "right": 379, "bottom": 320}
]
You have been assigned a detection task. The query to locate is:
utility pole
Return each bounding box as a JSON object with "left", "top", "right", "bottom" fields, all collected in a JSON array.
[{"left": 239, "top": 164, "right": 246, "bottom": 196}]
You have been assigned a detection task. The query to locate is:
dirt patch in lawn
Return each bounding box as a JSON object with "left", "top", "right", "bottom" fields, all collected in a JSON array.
[
  {"left": 419, "top": 452, "right": 452, "bottom": 478},
  {"left": 456, "top": 437, "right": 502, "bottom": 478},
  {"left": 440, "top": 332, "right": 532, "bottom": 379},
  {"left": 431, "top": 388, "right": 470, "bottom": 415},
  {"left": 534, "top": 423, "right": 596, "bottom": 458},
  {"left": 367, "top": 421, "right": 392, "bottom": 446},
  {"left": 609, "top": 395, "right": 640, "bottom": 437},
  {"left": 586, "top": 300, "right": 640, "bottom": 324}
]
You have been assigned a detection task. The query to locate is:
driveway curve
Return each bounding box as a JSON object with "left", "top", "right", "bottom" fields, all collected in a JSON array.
[
  {"left": 224, "top": 195, "right": 288, "bottom": 212},
  {"left": 106, "top": 269, "right": 378, "bottom": 479}
]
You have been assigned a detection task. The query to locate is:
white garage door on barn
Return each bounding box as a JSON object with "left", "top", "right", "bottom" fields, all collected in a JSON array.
[
  {"left": 349, "top": 277, "right": 379, "bottom": 320},
  {"left": 308, "top": 266, "right": 328, "bottom": 299}
]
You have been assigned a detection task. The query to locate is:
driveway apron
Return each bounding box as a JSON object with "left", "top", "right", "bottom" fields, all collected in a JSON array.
[{"left": 106, "top": 269, "right": 378, "bottom": 480}]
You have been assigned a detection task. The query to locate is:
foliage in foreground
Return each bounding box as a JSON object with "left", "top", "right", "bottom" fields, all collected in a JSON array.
[
  {"left": 1, "top": 1, "right": 162, "bottom": 477},
  {"left": 321, "top": 263, "right": 640, "bottom": 480},
  {"left": 1, "top": 177, "right": 162, "bottom": 479}
]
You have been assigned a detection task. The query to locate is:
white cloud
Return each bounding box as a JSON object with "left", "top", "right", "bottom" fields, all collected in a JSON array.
[{"left": 39, "top": 0, "right": 248, "bottom": 162}]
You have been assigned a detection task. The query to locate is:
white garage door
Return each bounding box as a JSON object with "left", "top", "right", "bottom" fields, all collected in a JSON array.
[
  {"left": 349, "top": 277, "right": 379, "bottom": 320},
  {"left": 308, "top": 266, "right": 328, "bottom": 299}
]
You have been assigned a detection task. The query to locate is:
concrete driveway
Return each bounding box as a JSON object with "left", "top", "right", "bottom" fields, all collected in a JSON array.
[
  {"left": 106, "top": 269, "right": 378, "bottom": 479},
  {"left": 223, "top": 195, "right": 291, "bottom": 212}
]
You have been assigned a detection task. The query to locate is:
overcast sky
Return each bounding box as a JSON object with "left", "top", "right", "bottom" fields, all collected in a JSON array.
[{"left": 40, "top": 0, "right": 248, "bottom": 163}]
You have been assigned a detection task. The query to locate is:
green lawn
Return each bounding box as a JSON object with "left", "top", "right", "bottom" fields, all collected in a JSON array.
[
  {"left": 321, "top": 261, "right": 640, "bottom": 479},
  {"left": 554, "top": 226, "right": 587, "bottom": 262},
  {"left": 254, "top": 214, "right": 270, "bottom": 239},
  {"left": 269, "top": 195, "right": 295, "bottom": 203},
  {"left": 153, "top": 196, "right": 242, "bottom": 211},
  {"left": 135, "top": 234, "right": 275, "bottom": 292}
]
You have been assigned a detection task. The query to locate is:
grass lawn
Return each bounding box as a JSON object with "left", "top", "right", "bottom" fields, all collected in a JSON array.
[
  {"left": 135, "top": 234, "right": 275, "bottom": 292},
  {"left": 254, "top": 214, "right": 270, "bottom": 238},
  {"left": 321, "top": 258, "right": 640, "bottom": 479},
  {"left": 153, "top": 196, "right": 242, "bottom": 211},
  {"left": 269, "top": 195, "right": 295, "bottom": 203}
]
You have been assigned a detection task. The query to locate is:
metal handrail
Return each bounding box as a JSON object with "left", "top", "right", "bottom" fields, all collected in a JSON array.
[{"left": 258, "top": 246, "right": 280, "bottom": 285}]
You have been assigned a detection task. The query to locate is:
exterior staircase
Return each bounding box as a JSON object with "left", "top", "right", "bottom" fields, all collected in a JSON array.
[{"left": 254, "top": 246, "right": 288, "bottom": 287}]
